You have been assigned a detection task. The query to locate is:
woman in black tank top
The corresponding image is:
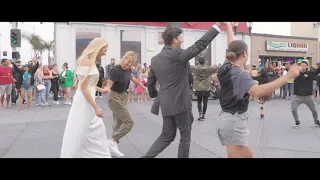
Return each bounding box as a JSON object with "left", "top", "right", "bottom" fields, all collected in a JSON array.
[{"left": 51, "top": 64, "right": 60, "bottom": 104}]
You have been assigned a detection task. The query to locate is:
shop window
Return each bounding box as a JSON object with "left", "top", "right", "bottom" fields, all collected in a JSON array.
[
  {"left": 75, "top": 28, "right": 101, "bottom": 63},
  {"left": 120, "top": 30, "right": 142, "bottom": 65}
]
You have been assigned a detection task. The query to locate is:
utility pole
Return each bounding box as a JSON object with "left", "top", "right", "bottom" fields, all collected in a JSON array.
[{"left": 11, "top": 22, "right": 18, "bottom": 58}]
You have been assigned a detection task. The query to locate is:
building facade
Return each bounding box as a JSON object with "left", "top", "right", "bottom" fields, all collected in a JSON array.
[
  {"left": 54, "top": 22, "right": 251, "bottom": 70},
  {"left": 251, "top": 33, "right": 318, "bottom": 68},
  {"left": 291, "top": 22, "right": 319, "bottom": 39}
]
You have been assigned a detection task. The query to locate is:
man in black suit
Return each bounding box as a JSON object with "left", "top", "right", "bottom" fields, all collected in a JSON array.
[{"left": 143, "top": 22, "right": 225, "bottom": 158}]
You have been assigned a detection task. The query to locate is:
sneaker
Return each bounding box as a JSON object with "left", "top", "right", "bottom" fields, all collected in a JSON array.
[
  {"left": 108, "top": 139, "right": 124, "bottom": 158},
  {"left": 197, "top": 112, "right": 203, "bottom": 121},
  {"left": 201, "top": 114, "right": 206, "bottom": 120},
  {"left": 55, "top": 101, "right": 60, "bottom": 105},
  {"left": 314, "top": 121, "right": 320, "bottom": 128},
  {"left": 260, "top": 114, "right": 264, "bottom": 119},
  {"left": 293, "top": 123, "right": 301, "bottom": 129},
  {"left": 99, "top": 96, "right": 103, "bottom": 98}
]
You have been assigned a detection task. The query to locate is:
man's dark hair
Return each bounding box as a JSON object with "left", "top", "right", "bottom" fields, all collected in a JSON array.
[
  {"left": 162, "top": 26, "right": 183, "bottom": 45},
  {"left": 1, "top": 58, "right": 7, "bottom": 65},
  {"left": 198, "top": 57, "right": 205, "bottom": 65}
]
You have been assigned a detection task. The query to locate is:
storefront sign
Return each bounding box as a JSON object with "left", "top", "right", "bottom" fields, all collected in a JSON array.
[{"left": 266, "top": 41, "right": 308, "bottom": 52}]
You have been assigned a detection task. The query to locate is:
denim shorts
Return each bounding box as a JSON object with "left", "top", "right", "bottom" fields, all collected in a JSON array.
[
  {"left": 21, "top": 86, "right": 33, "bottom": 91},
  {"left": 216, "top": 112, "right": 249, "bottom": 146}
]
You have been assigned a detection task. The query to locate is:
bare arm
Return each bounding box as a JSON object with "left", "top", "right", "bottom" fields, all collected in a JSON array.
[
  {"left": 81, "top": 74, "right": 99, "bottom": 109},
  {"left": 226, "top": 23, "right": 234, "bottom": 46},
  {"left": 248, "top": 65, "right": 300, "bottom": 97},
  {"left": 131, "top": 73, "right": 143, "bottom": 87},
  {"left": 178, "top": 23, "right": 222, "bottom": 63},
  {"left": 77, "top": 60, "right": 100, "bottom": 110},
  {"left": 105, "top": 80, "right": 114, "bottom": 91},
  {"left": 248, "top": 76, "right": 289, "bottom": 97},
  {"left": 44, "top": 71, "right": 53, "bottom": 80}
]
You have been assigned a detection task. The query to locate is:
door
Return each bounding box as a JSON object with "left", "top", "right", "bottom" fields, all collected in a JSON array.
[{"left": 119, "top": 27, "right": 145, "bottom": 66}]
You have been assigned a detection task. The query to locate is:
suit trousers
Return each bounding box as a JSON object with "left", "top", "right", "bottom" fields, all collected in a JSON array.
[{"left": 143, "top": 109, "right": 194, "bottom": 158}]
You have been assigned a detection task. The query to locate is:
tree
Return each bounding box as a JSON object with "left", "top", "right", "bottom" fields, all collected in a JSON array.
[
  {"left": 22, "top": 33, "right": 44, "bottom": 58},
  {"left": 43, "top": 40, "right": 54, "bottom": 65}
]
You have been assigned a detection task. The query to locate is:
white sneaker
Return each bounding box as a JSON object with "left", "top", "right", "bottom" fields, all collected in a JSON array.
[
  {"left": 55, "top": 101, "right": 60, "bottom": 105},
  {"left": 99, "top": 96, "right": 103, "bottom": 98},
  {"left": 108, "top": 139, "right": 124, "bottom": 158}
]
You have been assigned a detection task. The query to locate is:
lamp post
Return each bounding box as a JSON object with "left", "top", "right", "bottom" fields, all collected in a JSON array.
[
  {"left": 247, "top": 22, "right": 253, "bottom": 36},
  {"left": 233, "top": 22, "right": 239, "bottom": 36}
]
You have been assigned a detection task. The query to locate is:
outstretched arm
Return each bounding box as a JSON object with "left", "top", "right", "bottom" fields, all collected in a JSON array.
[{"left": 178, "top": 23, "right": 222, "bottom": 63}]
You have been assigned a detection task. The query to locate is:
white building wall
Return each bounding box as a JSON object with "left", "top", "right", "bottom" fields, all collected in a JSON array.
[
  {"left": 55, "top": 22, "right": 251, "bottom": 70},
  {"left": 55, "top": 23, "right": 72, "bottom": 70}
]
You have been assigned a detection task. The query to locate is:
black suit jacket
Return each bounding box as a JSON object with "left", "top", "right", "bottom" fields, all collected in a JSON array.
[{"left": 148, "top": 26, "right": 220, "bottom": 116}]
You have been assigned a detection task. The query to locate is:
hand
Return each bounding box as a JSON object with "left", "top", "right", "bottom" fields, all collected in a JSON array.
[
  {"left": 221, "top": 22, "right": 231, "bottom": 26},
  {"left": 286, "top": 64, "right": 301, "bottom": 79},
  {"left": 94, "top": 106, "right": 104, "bottom": 118},
  {"left": 102, "top": 88, "right": 110, "bottom": 96},
  {"left": 63, "top": 75, "right": 66, "bottom": 78}
]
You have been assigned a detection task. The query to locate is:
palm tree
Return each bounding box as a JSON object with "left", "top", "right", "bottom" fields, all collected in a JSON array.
[
  {"left": 22, "top": 33, "right": 44, "bottom": 58},
  {"left": 43, "top": 40, "right": 54, "bottom": 65}
]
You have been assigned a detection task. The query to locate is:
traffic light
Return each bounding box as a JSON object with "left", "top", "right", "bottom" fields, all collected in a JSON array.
[{"left": 10, "top": 29, "right": 21, "bottom": 48}]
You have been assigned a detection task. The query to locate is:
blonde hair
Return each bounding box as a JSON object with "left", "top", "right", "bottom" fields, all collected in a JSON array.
[
  {"left": 74, "top": 38, "right": 108, "bottom": 87},
  {"left": 118, "top": 51, "right": 138, "bottom": 66}
]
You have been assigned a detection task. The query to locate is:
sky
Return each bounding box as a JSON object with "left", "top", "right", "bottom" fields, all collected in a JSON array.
[{"left": 0, "top": 22, "right": 291, "bottom": 64}]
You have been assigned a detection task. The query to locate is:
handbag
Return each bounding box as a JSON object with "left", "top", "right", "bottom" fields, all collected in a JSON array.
[{"left": 37, "top": 84, "right": 45, "bottom": 91}]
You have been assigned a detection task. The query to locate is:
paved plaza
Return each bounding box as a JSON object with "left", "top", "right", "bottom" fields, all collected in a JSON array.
[{"left": 1, "top": 97, "right": 320, "bottom": 158}]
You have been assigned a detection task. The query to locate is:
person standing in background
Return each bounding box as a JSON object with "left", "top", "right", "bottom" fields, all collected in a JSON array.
[
  {"left": 105, "top": 58, "right": 115, "bottom": 80},
  {"left": 51, "top": 64, "right": 60, "bottom": 105},
  {"left": 142, "top": 63, "right": 148, "bottom": 73},
  {"left": 11, "top": 60, "right": 23, "bottom": 105},
  {"left": 43, "top": 65, "right": 53, "bottom": 104},
  {"left": 59, "top": 63, "right": 74, "bottom": 105},
  {"left": 96, "top": 60, "right": 105, "bottom": 98},
  {"left": 0, "top": 59, "right": 15, "bottom": 108}
]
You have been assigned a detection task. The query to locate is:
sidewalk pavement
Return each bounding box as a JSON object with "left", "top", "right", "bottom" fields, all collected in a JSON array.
[{"left": 1, "top": 97, "right": 320, "bottom": 158}]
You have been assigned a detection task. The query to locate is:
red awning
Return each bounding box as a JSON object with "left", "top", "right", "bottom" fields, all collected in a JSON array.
[
  {"left": 186, "top": 22, "right": 198, "bottom": 26},
  {"left": 105, "top": 22, "right": 249, "bottom": 33}
]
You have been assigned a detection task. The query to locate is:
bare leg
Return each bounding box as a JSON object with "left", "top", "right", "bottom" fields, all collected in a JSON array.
[
  {"left": 5, "top": 95, "right": 10, "bottom": 108},
  {"left": 18, "top": 91, "right": 26, "bottom": 111},
  {"left": 226, "top": 144, "right": 253, "bottom": 158},
  {"left": 0, "top": 95, "right": 4, "bottom": 108},
  {"left": 27, "top": 91, "right": 32, "bottom": 109}
]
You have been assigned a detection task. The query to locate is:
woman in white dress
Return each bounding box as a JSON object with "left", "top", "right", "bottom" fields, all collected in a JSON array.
[{"left": 60, "top": 38, "right": 111, "bottom": 158}]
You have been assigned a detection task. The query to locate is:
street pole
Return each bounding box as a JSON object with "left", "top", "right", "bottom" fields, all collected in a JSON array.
[{"left": 12, "top": 22, "right": 18, "bottom": 60}]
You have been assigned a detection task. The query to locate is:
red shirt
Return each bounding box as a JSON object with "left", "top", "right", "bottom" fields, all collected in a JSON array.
[{"left": 0, "top": 66, "right": 13, "bottom": 85}]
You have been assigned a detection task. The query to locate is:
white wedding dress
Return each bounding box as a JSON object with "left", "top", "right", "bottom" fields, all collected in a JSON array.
[{"left": 60, "top": 66, "right": 111, "bottom": 158}]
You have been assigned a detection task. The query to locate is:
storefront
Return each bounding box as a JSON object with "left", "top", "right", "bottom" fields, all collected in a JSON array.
[
  {"left": 54, "top": 22, "right": 251, "bottom": 70},
  {"left": 251, "top": 33, "right": 319, "bottom": 69}
]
